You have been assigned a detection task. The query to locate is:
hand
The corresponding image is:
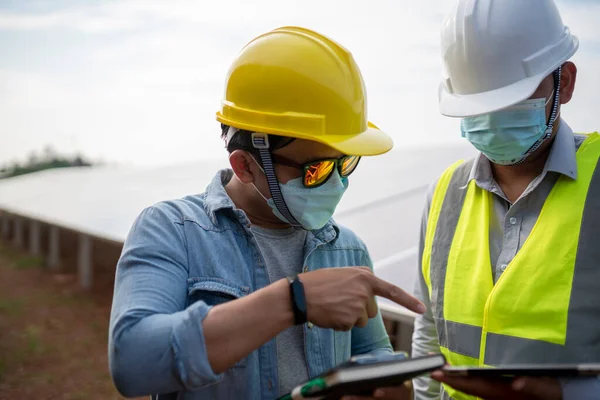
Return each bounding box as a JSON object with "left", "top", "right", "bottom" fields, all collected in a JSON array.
[
  {"left": 341, "top": 382, "right": 412, "bottom": 400},
  {"left": 300, "top": 267, "right": 426, "bottom": 331},
  {"left": 431, "top": 370, "right": 562, "bottom": 400}
]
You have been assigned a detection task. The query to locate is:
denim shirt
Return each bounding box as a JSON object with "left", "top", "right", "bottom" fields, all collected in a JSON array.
[{"left": 109, "top": 169, "right": 392, "bottom": 400}]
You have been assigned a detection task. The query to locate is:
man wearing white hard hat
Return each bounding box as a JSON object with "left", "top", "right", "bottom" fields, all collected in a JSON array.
[{"left": 411, "top": 0, "right": 600, "bottom": 399}]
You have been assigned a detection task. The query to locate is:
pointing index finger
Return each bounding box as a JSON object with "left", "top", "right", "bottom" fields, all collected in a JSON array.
[{"left": 371, "top": 276, "right": 426, "bottom": 314}]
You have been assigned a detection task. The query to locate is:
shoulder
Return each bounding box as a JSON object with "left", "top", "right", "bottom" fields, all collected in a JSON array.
[
  {"left": 574, "top": 132, "right": 600, "bottom": 151},
  {"left": 426, "top": 157, "right": 476, "bottom": 205},
  {"left": 131, "top": 193, "right": 221, "bottom": 234},
  {"left": 574, "top": 133, "right": 588, "bottom": 150},
  {"left": 141, "top": 194, "right": 207, "bottom": 223}
]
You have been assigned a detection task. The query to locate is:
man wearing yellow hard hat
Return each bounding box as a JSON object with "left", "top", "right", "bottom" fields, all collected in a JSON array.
[
  {"left": 412, "top": 0, "right": 600, "bottom": 399},
  {"left": 109, "top": 26, "right": 424, "bottom": 399}
]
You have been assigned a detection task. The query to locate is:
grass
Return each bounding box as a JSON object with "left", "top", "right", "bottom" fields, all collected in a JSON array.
[
  {"left": 68, "top": 392, "right": 91, "bottom": 400},
  {"left": 14, "top": 255, "right": 44, "bottom": 269},
  {"left": 24, "top": 325, "right": 43, "bottom": 355},
  {"left": 33, "top": 373, "right": 54, "bottom": 385},
  {"left": 0, "top": 243, "right": 141, "bottom": 399},
  {"left": 0, "top": 243, "right": 18, "bottom": 259},
  {"left": 0, "top": 298, "right": 24, "bottom": 316}
]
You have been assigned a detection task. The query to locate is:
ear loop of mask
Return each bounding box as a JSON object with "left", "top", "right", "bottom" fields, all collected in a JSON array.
[
  {"left": 231, "top": 152, "right": 273, "bottom": 207},
  {"left": 246, "top": 156, "right": 271, "bottom": 202},
  {"left": 514, "top": 66, "right": 562, "bottom": 165}
]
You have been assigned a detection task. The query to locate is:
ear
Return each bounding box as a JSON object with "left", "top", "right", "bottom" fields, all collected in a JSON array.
[
  {"left": 559, "top": 62, "right": 577, "bottom": 105},
  {"left": 229, "top": 150, "right": 259, "bottom": 184}
]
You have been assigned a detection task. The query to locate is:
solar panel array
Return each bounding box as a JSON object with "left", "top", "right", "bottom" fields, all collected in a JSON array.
[{"left": 0, "top": 141, "right": 477, "bottom": 320}]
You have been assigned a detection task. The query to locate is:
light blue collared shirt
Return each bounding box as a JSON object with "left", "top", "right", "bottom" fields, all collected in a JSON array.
[{"left": 108, "top": 169, "right": 392, "bottom": 400}]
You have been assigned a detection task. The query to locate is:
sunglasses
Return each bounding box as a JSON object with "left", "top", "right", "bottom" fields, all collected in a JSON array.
[{"left": 270, "top": 153, "right": 361, "bottom": 188}]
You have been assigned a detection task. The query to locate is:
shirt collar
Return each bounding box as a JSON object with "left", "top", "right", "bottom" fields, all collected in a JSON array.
[
  {"left": 468, "top": 118, "right": 578, "bottom": 188},
  {"left": 203, "top": 169, "right": 239, "bottom": 225},
  {"left": 203, "top": 169, "right": 339, "bottom": 242},
  {"left": 545, "top": 119, "right": 577, "bottom": 180}
]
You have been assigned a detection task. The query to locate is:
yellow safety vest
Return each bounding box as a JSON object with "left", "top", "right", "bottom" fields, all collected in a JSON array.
[{"left": 422, "top": 133, "right": 600, "bottom": 400}]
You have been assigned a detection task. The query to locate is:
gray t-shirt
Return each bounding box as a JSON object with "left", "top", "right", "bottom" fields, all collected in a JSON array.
[{"left": 250, "top": 224, "right": 309, "bottom": 396}]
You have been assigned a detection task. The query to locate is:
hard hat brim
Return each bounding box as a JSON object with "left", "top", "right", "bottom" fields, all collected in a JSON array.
[
  {"left": 438, "top": 71, "right": 549, "bottom": 118},
  {"left": 318, "top": 126, "right": 394, "bottom": 156},
  {"left": 218, "top": 112, "right": 394, "bottom": 156}
]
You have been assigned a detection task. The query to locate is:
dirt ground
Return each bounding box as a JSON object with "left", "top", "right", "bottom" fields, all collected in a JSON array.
[{"left": 0, "top": 244, "right": 144, "bottom": 400}]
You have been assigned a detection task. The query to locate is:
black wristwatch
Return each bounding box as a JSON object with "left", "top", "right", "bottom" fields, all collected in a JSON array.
[{"left": 287, "top": 275, "right": 308, "bottom": 325}]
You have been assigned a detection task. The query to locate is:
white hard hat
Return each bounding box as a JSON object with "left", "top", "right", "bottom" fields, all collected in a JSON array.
[{"left": 439, "top": 0, "right": 579, "bottom": 118}]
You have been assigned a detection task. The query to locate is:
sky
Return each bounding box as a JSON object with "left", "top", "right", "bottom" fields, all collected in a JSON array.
[{"left": 0, "top": 0, "right": 599, "bottom": 167}]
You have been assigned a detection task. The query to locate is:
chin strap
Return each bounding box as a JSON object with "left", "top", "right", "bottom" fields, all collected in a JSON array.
[
  {"left": 514, "top": 66, "right": 562, "bottom": 165},
  {"left": 249, "top": 132, "right": 302, "bottom": 228}
]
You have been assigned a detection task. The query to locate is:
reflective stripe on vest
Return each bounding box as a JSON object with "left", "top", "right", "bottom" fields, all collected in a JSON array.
[{"left": 422, "top": 133, "right": 600, "bottom": 400}]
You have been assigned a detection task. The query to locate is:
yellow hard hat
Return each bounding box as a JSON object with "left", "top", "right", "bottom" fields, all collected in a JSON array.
[{"left": 216, "top": 26, "right": 393, "bottom": 156}]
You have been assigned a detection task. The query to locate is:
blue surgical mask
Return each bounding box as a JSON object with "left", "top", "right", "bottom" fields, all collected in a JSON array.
[
  {"left": 460, "top": 94, "right": 554, "bottom": 165},
  {"left": 252, "top": 164, "right": 349, "bottom": 230}
]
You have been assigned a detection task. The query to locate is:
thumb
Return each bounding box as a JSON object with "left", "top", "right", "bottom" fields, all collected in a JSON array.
[{"left": 512, "top": 377, "right": 562, "bottom": 400}]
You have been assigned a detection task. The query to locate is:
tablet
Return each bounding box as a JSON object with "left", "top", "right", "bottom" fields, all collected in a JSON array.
[
  {"left": 443, "top": 363, "right": 600, "bottom": 379},
  {"left": 280, "top": 353, "right": 446, "bottom": 399}
]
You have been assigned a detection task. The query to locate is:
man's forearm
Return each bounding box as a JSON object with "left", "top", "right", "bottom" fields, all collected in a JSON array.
[{"left": 203, "top": 278, "right": 294, "bottom": 373}]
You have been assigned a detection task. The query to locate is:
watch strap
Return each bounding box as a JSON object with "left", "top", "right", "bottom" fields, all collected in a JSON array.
[{"left": 287, "top": 275, "right": 308, "bottom": 325}]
